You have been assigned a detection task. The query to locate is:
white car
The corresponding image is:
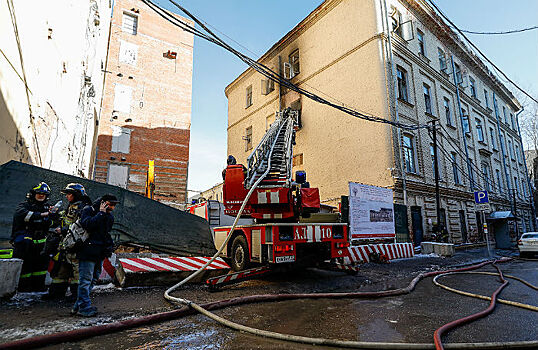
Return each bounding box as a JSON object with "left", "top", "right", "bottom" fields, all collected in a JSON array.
[{"left": 518, "top": 232, "right": 538, "bottom": 258}]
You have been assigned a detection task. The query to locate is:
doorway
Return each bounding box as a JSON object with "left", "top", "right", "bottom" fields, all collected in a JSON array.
[
  {"left": 459, "top": 210, "right": 468, "bottom": 243},
  {"left": 411, "top": 206, "right": 423, "bottom": 246}
]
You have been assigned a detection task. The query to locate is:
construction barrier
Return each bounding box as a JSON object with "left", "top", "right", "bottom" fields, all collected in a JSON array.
[
  {"left": 345, "top": 243, "right": 414, "bottom": 264},
  {"left": 115, "top": 256, "right": 230, "bottom": 287}
]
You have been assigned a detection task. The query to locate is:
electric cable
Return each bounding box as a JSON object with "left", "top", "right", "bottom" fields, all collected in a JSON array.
[
  {"left": 457, "top": 26, "right": 538, "bottom": 35},
  {"left": 425, "top": 0, "right": 538, "bottom": 105}
]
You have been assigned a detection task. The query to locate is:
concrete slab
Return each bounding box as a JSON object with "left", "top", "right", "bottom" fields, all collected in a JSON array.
[
  {"left": 115, "top": 256, "right": 230, "bottom": 287},
  {"left": 421, "top": 242, "right": 434, "bottom": 254},
  {"left": 433, "top": 243, "right": 455, "bottom": 257},
  {"left": 0, "top": 258, "right": 23, "bottom": 299}
]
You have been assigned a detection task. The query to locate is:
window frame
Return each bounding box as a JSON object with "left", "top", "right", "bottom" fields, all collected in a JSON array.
[
  {"left": 122, "top": 12, "right": 138, "bottom": 35},
  {"left": 396, "top": 66, "right": 408, "bottom": 102},
  {"left": 423, "top": 83, "right": 432, "bottom": 115},
  {"left": 469, "top": 77, "right": 477, "bottom": 98},
  {"left": 451, "top": 153, "right": 461, "bottom": 185},
  {"left": 245, "top": 85, "right": 253, "bottom": 108},
  {"left": 438, "top": 48, "right": 447, "bottom": 71},
  {"left": 475, "top": 119, "right": 484, "bottom": 142},
  {"left": 443, "top": 98, "right": 452, "bottom": 126},
  {"left": 483, "top": 89, "right": 489, "bottom": 108},
  {"left": 289, "top": 49, "right": 300, "bottom": 77},
  {"left": 245, "top": 126, "right": 253, "bottom": 151},
  {"left": 417, "top": 29, "right": 425, "bottom": 56},
  {"left": 402, "top": 134, "right": 417, "bottom": 174},
  {"left": 461, "top": 108, "right": 470, "bottom": 134}
]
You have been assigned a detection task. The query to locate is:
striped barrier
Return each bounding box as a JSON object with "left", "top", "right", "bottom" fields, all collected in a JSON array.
[
  {"left": 116, "top": 256, "right": 230, "bottom": 287},
  {"left": 345, "top": 243, "right": 414, "bottom": 264}
]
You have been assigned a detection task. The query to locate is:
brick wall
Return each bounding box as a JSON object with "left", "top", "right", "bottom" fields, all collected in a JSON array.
[{"left": 94, "top": 0, "right": 193, "bottom": 206}]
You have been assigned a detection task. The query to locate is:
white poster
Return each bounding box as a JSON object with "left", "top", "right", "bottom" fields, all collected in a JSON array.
[{"left": 349, "top": 182, "right": 395, "bottom": 239}]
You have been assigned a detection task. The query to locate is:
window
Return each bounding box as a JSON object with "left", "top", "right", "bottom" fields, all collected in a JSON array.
[
  {"left": 515, "top": 144, "right": 521, "bottom": 163},
  {"left": 113, "top": 84, "right": 132, "bottom": 113},
  {"left": 245, "top": 126, "right": 252, "bottom": 151},
  {"left": 502, "top": 106, "right": 508, "bottom": 124},
  {"left": 396, "top": 66, "right": 408, "bottom": 102},
  {"left": 289, "top": 50, "right": 300, "bottom": 77},
  {"left": 122, "top": 12, "right": 138, "bottom": 35},
  {"left": 469, "top": 77, "right": 477, "bottom": 98},
  {"left": 111, "top": 126, "right": 131, "bottom": 153},
  {"left": 423, "top": 84, "right": 432, "bottom": 115},
  {"left": 261, "top": 79, "right": 274, "bottom": 95},
  {"left": 495, "top": 169, "right": 503, "bottom": 192},
  {"left": 490, "top": 127, "right": 497, "bottom": 149},
  {"left": 510, "top": 113, "right": 515, "bottom": 129},
  {"left": 483, "top": 89, "right": 489, "bottom": 108},
  {"left": 522, "top": 179, "right": 527, "bottom": 197},
  {"left": 402, "top": 134, "right": 416, "bottom": 173},
  {"left": 430, "top": 145, "right": 442, "bottom": 179},
  {"left": 417, "top": 29, "right": 425, "bottom": 55},
  {"left": 454, "top": 63, "right": 462, "bottom": 84},
  {"left": 391, "top": 7, "right": 403, "bottom": 37},
  {"left": 481, "top": 163, "right": 490, "bottom": 191},
  {"left": 245, "top": 85, "right": 252, "bottom": 108},
  {"left": 461, "top": 108, "right": 469, "bottom": 133},
  {"left": 438, "top": 48, "right": 447, "bottom": 71},
  {"left": 451, "top": 153, "right": 460, "bottom": 184},
  {"left": 108, "top": 164, "right": 129, "bottom": 189},
  {"left": 266, "top": 114, "right": 275, "bottom": 131},
  {"left": 508, "top": 139, "right": 513, "bottom": 159},
  {"left": 292, "top": 153, "right": 303, "bottom": 167},
  {"left": 444, "top": 98, "right": 452, "bottom": 125},
  {"left": 514, "top": 176, "right": 519, "bottom": 194},
  {"left": 475, "top": 119, "right": 484, "bottom": 142}
]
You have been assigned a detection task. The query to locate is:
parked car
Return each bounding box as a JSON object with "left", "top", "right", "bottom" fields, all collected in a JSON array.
[{"left": 518, "top": 232, "right": 538, "bottom": 258}]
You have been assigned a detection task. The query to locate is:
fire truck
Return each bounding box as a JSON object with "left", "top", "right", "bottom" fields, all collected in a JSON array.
[{"left": 213, "top": 108, "right": 350, "bottom": 271}]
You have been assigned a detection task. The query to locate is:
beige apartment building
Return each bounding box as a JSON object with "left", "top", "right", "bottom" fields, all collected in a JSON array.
[
  {"left": 225, "top": 0, "right": 535, "bottom": 243},
  {"left": 94, "top": 0, "right": 193, "bottom": 207}
]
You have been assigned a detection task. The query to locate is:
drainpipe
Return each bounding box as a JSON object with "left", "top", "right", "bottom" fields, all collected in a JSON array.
[
  {"left": 515, "top": 107, "right": 537, "bottom": 231},
  {"left": 492, "top": 92, "right": 512, "bottom": 206},
  {"left": 450, "top": 56, "right": 474, "bottom": 192},
  {"left": 381, "top": 0, "right": 407, "bottom": 207}
]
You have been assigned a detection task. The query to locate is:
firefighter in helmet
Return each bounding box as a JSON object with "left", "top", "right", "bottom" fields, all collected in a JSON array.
[
  {"left": 43, "top": 183, "right": 92, "bottom": 300},
  {"left": 11, "top": 182, "right": 55, "bottom": 292}
]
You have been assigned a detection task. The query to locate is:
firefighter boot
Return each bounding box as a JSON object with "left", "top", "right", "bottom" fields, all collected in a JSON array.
[{"left": 42, "top": 282, "right": 68, "bottom": 300}]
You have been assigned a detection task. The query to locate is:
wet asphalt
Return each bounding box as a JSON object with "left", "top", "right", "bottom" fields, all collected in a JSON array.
[{"left": 1, "top": 247, "right": 536, "bottom": 349}]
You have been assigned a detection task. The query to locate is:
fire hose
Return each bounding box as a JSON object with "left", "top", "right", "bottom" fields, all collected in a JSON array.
[{"left": 2, "top": 175, "right": 537, "bottom": 348}]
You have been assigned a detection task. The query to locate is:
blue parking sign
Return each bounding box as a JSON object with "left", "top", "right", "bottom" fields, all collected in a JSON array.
[{"left": 474, "top": 191, "right": 489, "bottom": 204}]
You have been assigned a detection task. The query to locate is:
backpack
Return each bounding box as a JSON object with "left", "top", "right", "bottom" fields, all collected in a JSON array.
[{"left": 61, "top": 219, "right": 90, "bottom": 251}]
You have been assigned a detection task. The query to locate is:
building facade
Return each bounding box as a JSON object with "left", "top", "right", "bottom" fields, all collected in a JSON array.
[
  {"left": 93, "top": 0, "right": 194, "bottom": 207},
  {"left": 0, "top": 0, "right": 112, "bottom": 177},
  {"left": 225, "top": 0, "right": 535, "bottom": 243}
]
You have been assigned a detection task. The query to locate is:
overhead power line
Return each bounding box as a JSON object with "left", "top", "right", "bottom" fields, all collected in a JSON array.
[
  {"left": 142, "top": 0, "right": 429, "bottom": 131},
  {"left": 457, "top": 25, "right": 538, "bottom": 35},
  {"left": 426, "top": 0, "right": 538, "bottom": 106}
]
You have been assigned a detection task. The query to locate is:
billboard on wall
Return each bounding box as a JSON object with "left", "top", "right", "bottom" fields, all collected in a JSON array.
[{"left": 349, "top": 182, "right": 395, "bottom": 239}]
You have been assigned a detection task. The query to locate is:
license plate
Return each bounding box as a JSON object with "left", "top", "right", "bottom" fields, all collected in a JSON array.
[{"left": 275, "top": 255, "right": 295, "bottom": 263}]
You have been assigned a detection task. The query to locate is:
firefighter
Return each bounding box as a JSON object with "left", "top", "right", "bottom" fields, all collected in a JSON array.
[
  {"left": 43, "top": 183, "right": 92, "bottom": 300},
  {"left": 11, "top": 182, "right": 55, "bottom": 292}
]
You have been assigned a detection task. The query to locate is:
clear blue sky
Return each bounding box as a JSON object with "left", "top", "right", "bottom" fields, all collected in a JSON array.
[{"left": 154, "top": 0, "right": 538, "bottom": 197}]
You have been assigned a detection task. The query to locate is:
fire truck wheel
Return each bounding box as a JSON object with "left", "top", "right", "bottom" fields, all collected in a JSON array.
[{"left": 230, "top": 235, "right": 250, "bottom": 271}]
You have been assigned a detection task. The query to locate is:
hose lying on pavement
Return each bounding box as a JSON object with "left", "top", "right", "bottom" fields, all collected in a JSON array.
[
  {"left": 433, "top": 263, "right": 509, "bottom": 350},
  {"left": 433, "top": 271, "right": 538, "bottom": 311}
]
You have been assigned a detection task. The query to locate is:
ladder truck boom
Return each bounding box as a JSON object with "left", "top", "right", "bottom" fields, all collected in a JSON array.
[{"left": 216, "top": 108, "right": 350, "bottom": 272}]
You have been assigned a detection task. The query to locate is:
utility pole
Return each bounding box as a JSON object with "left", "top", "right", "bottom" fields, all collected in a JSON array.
[{"left": 429, "top": 119, "right": 442, "bottom": 234}]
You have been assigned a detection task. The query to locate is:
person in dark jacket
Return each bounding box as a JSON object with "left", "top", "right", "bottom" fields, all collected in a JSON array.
[
  {"left": 11, "top": 182, "right": 55, "bottom": 292},
  {"left": 43, "top": 183, "right": 92, "bottom": 301},
  {"left": 72, "top": 194, "right": 117, "bottom": 317}
]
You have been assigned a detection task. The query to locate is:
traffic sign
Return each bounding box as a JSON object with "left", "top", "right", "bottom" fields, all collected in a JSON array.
[
  {"left": 474, "top": 190, "right": 489, "bottom": 204},
  {"left": 477, "top": 203, "right": 491, "bottom": 212}
]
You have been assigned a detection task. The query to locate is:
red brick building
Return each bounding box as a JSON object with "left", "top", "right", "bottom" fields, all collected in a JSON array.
[{"left": 93, "top": 0, "right": 193, "bottom": 207}]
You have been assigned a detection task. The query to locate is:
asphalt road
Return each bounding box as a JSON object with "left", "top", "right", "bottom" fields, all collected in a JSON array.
[{"left": 1, "top": 248, "right": 536, "bottom": 349}]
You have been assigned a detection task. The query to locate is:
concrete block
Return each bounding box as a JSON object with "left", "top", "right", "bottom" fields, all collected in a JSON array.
[
  {"left": 115, "top": 256, "right": 230, "bottom": 287},
  {"left": 433, "top": 243, "right": 455, "bottom": 257},
  {"left": 0, "top": 259, "right": 23, "bottom": 298},
  {"left": 421, "top": 242, "right": 434, "bottom": 254}
]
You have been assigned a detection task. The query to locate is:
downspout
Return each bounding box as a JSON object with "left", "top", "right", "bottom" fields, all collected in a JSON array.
[
  {"left": 493, "top": 92, "right": 512, "bottom": 205},
  {"left": 515, "top": 107, "right": 537, "bottom": 230},
  {"left": 450, "top": 56, "right": 474, "bottom": 192},
  {"left": 381, "top": 0, "right": 407, "bottom": 206}
]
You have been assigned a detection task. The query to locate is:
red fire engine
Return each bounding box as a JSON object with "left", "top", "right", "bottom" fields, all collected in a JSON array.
[{"left": 213, "top": 108, "right": 350, "bottom": 271}]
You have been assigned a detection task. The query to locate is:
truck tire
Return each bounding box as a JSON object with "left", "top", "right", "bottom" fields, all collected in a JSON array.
[{"left": 230, "top": 235, "right": 250, "bottom": 271}]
